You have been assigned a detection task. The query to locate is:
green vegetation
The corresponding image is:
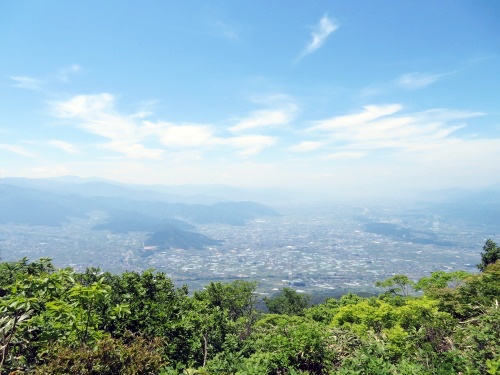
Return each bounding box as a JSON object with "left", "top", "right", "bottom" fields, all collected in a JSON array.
[
  {"left": 478, "top": 239, "right": 500, "bottom": 272},
  {"left": 1, "top": 241, "right": 499, "bottom": 374},
  {"left": 264, "top": 287, "right": 310, "bottom": 316}
]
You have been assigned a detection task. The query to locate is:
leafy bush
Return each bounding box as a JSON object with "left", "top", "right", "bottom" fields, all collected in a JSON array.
[{"left": 34, "top": 334, "right": 166, "bottom": 375}]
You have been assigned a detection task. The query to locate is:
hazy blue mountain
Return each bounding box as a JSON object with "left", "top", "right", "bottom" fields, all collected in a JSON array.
[
  {"left": 419, "top": 186, "right": 500, "bottom": 203},
  {"left": 76, "top": 196, "right": 279, "bottom": 226},
  {"left": 92, "top": 211, "right": 195, "bottom": 233},
  {"left": 0, "top": 182, "right": 279, "bottom": 251},
  {"left": 0, "top": 183, "right": 279, "bottom": 227},
  {"left": 142, "top": 228, "right": 222, "bottom": 254},
  {"left": 418, "top": 187, "right": 500, "bottom": 227},
  {"left": 145, "top": 183, "right": 291, "bottom": 204},
  {"left": 0, "top": 184, "right": 87, "bottom": 226},
  {"left": 92, "top": 211, "right": 221, "bottom": 254},
  {"left": 417, "top": 187, "right": 475, "bottom": 202},
  {"left": 0, "top": 177, "right": 221, "bottom": 204},
  {"left": 0, "top": 176, "right": 291, "bottom": 204}
]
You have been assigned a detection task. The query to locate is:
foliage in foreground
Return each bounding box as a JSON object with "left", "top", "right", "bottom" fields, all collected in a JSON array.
[{"left": 1, "top": 240, "right": 499, "bottom": 374}]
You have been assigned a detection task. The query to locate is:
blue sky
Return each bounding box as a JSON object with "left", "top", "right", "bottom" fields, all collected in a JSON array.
[{"left": 1, "top": 1, "right": 499, "bottom": 198}]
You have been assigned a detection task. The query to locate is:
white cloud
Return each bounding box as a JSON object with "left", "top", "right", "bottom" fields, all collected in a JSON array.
[
  {"left": 311, "top": 104, "right": 402, "bottom": 131},
  {"left": 360, "top": 71, "right": 456, "bottom": 99},
  {"left": 48, "top": 140, "right": 79, "bottom": 154},
  {"left": 10, "top": 65, "right": 81, "bottom": 90},
  {"left": 229, "top": 97, "right": 297, "bottom": 133},
  {"left": 31, "top": 84, "right": 500, "bottom": 195},
  {"left": 144, "top": 121, "right": 216, "bottom": 148},
  {"left": 54, "top": 93, "right": 115, "bottom": 119},
  {"left": 322, "top": 151, "right": 368, "bottom": 160},
  {"left": 288, "top": 141, "right": 324, "bottom": 152},
  {"left": 10, "top": 76, "right": 43, "bottom": 90},
  {"left": 396, "top": 72, "right": 449, "bottom": 90},
  {"left": 418, "top": 108, "right": 483, "bottom": 121},
  {"left": 102, "top": 142, "right": 164, "bottom": 159},
  {"left": 53, "top": 94, "right": 165, "bottom": 159},
  {"left": 230, "top": 108, "right": 295, "bottom": 132},
  {"left": 0, "top": 144, "right": 35, "bottom": 157},
  {"left": 308, "top": 104, "right": 484, "bottom": 157},
  {"left": 301, "top": 14, "right": 338, "bottom": 57},
  {"left": 223, "top": 135, "right": 276, "bottom": 156},
  {"left": 52, "top": 93, "right": 277, "bottom": 159},
  {"left": 57, "top": 64, "right": 81, "bottom": 82}
]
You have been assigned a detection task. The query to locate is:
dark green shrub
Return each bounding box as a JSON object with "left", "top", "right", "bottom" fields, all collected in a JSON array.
[{"left": 34, "top": 334, "right": 166, "bottom": 375}]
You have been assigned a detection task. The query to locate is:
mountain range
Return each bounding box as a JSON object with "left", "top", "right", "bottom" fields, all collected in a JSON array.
[
  {"left": 0, "top": 177, "right": 279, "bottom": 251},
  {"left": 418, "top": 186, "right": 500, "bottom": 227}
]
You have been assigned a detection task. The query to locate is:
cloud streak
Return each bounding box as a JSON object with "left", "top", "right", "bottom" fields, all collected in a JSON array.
[
  {"left": 396, "top": 72, "right": 452, "bottom": 90},
  {"left": 10, "top": 65, "right": 81, "bottom": 91},
  {"left": 214, "top": 20, "right": 239, "bottom": 41},
  {"left": 54, "top": 93, "right": 165, "bottom": 159},
  {"left": 322, "top": 151, "right": 368, "bottom": 160},
  {"left": 300, "top": 14, "right": 338, "bottom": 58},
  {"left": 230, "top": 95, "right": 297, "bottom": 133},
  {"left": 0, "top": 144, "right": 35, "bottom": 157},
  {"left": 223, "top": 135, "right": 276, "bottom": 157},
  {"left": 10, "top": 76, "right": 43, "bottom": 90},
  {"left": 230, "top": 106, "right": 297, "bottom": 133},
  {"left": 56, "top": 64, "right": 81, "bottom": 82},
  {"left": 305, "top": 104, "right": 484, "bottom": 157},
  {"left": 52, "top": 93, "right": 277, "bottom": 159},
  {"left": 311, "top": 104, "right": 402, "bottom": 131},
  {"left": 48, "top": 140, "right": 79, "bottom": 154},
  {"left": 288, "top": 141, "right": 324, "bottom": 153}
]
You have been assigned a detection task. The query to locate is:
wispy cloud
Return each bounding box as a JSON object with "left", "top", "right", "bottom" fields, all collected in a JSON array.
[
  {"left": 0, "top": 144, "right": 36, "bottom": 157},
  {"left": 214, "top": 20, "right": 239, "bottom": 41},
  {"left": 311, "top": 104, "right": 402, "bottom": 131},
  {"left": 53, "top": 93, "right": 165, "bottom": 159},
  {"left": 142, "top": 121, "right": 216, "bottom": 148},
  {"left": 307, "top": 104, "right": 484, "bottom": 156},
  {"left": 300, "top": 14, "right": 338, "bottom": 58},
  {"left": 131, "top": 100, "right": 158, "bottom": 119},
  {"left": 322, "top": 151, "right": 368, "bottom": 160},
  {"left": 56, "top": 64, "right": 81, "bottom": 82},
  {"left": 10, "top": 64, "right": 81, "bottom": 90},
  {"left": 230, "top": 108, "right": 296, "bottom": 133},
  {"left": 10, "top": 76, "right": 43, "bottom": 90},
  {"left": 102, "top": 141, "right": 164, "bottom": 159},
  {"left": 222, "top": 135, "right": 276, "bottom": 157},
  {"left": 288, "top": 141, "right": 324, "bottom": 153},
  {"left": 144, "top": 122, "right": 277, "bottom": 157},
  {"left": 360, "top": 70, "right": 456, "bottom": 99},
  {"left": 229, "top": 95, "right": 297, "bottom": 133},
  {"left": 48, "top": 140, "right": 79, "bottom": 154},
  {"left": 52, "top": 93, "right": 277, "bottom": 159},
  {"left": 396, "top": 71, "right": 453, "bottom": 90}
]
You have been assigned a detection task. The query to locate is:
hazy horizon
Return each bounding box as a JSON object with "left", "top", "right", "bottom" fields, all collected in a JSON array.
[
  {"left": 1, "top": 1, "right": 499, "bottom": 199},
  {"left": 2, "top": 174, "right": 500, "bottom": 207}
]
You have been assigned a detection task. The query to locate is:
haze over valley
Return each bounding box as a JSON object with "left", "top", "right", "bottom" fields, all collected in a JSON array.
[{"left": 1, "top": 177, "right": 497, "bottom": 296}]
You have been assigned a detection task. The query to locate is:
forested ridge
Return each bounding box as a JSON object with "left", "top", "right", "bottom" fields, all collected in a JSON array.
[{"left": 1, "top": 241, "right": 499, "bottom": 375}]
